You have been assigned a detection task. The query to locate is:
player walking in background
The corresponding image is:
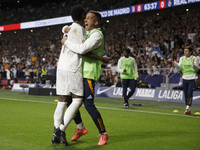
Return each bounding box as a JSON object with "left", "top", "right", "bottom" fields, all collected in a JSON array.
[
  {"left": 62, "top": 10, "right": 109, "bottom": 145},
  {"left": 172, "top": 46, "right": 199, "bottom": 114},
  {"left": 117, "top": 48, "right": 139, "bottom": 108}
]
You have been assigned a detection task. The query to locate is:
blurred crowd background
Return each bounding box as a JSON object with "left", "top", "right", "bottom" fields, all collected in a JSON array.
[
  {"left": 0, "top": 0, "right": 157, "bottom": 25},
  {"left": 0, "top": 0, "right": 200, "bottom": 86}
]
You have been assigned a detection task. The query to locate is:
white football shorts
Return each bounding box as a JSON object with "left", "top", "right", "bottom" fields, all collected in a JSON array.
[{"left": 56, "top": 69, "right": 83, "bottom": 96}]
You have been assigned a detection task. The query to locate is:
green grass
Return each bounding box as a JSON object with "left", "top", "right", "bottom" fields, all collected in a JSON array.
[{"left": 0, "top": 89, "right": 200, "bottom": 150}]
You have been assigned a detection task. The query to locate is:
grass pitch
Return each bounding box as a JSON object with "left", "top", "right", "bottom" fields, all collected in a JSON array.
[{"left": 0, "top": 89, "right": 200, "bottom": 150}]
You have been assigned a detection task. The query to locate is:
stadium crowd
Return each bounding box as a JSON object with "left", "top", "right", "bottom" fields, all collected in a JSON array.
[
  {"left": 0, "top": 1, "right": 200, "bottom": 86},
  {"left": 0, "top": 0, "right": 159, "bottom": 25}
]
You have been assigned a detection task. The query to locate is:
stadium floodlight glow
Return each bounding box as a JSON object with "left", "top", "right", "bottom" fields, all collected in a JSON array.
[
  {"left": 106, "top": 20, "right": 109, "bottom": 23},
  {"left": 186, "top": 9, "right": 189, "bottom": 11}
]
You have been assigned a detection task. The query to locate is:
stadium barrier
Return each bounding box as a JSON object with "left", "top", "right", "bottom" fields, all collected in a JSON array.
[
  {"left": 95, "top": 85, "right": 200, "bottom": 105},
  {"left": 11, "top": 82, "right": 200, "bottom": 104}
]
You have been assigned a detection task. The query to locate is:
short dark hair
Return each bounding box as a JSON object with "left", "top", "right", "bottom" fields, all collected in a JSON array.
[
  {"left": 88, "top": 10, "right": 101, "bottom": 25},
  {"left": 70, "top": 5, "right": 86, "bottom": 21},
  {"left": 123, "top": 48, "right": 130, "bottom": 54},
  {"left": 185, "top": 46, "right": 193, "bottom": 53}
]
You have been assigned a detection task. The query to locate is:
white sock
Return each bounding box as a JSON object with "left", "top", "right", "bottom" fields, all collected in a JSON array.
[
  {"left": 54, "top": 101, "right": 67, "bottom": 128},
  {"left": 60, "top": 98, "right": 82, "bottom": 131},
  {"left": 186, "top": 105, "right": 190, "bottom": 110},
  {"left": 101, "top": 132, "right": 107, "bottom": 135},
  {"left": 77, "top": 122, "right": 85, "bottom": 130}
]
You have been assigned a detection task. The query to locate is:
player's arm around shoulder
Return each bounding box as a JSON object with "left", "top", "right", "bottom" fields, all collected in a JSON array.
[
  {"left": 61, "top": 25, "right": 82, "bottom": 46},
  {"left": 64, "top": 30, "right": 102, "bottom": 55}
]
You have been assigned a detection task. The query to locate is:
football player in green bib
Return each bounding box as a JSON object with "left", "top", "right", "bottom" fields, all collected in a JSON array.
[
  {"left": 173, "top": 46, "right": 199, "bottom": 114},
  {"left": 117, "top": 48, "right": 139, "bottom": 108}
]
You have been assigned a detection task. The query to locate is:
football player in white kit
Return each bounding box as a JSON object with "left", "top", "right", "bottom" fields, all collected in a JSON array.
[
  {"left": 52, "top": 5, "right": 87, "bottom": 145},
  {"left": 52, "top": 5, "right": 109, "bottom": 145}
]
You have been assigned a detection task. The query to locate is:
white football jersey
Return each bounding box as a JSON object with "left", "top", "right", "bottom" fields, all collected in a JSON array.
[{"left": 57, "top": 23, "right": 86, "bottom": 72}]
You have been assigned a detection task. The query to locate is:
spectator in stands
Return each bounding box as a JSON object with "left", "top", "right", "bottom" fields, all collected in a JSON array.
[
  {"left": 3, "top": 62, "right": 10, "bottom": 71},
  {"left": 24, "top": 67, "right": 30, "bottom": 83},
  {"left": 152, "top": 61, "right": 160, "bottom": 75},
  {"left": 31, "top": 53, "right": 37, "bottom": 66},
  {"left": 1, "top": 2, "right": 200, "bottom": 85},
  {"left": 173, "top": 72, "right": 183, "bottom": 90},
  {"left": 113, "top": 71, "right": 121, "bottom": 87},
  {"left": 98, "top": 70, "right": 107, "bottom": 85},
  {"left": 33, "top": 66, "right": 40, "bottom": 83},
  {"left": 106, "top": 59, "right": 113, "bottom": 69},
  {"left": 12, "top": 65, "right": 18, "bottom": 83},
  {"left": 0, "top": 63, "right": 4, "bottom": 78},
  {"left": 26, "top": 56, "right": 32, "bottom": 67},
  {"left": 140, "top": 64, "right": 147, "bottom": 74},
  {"left": 5, "top": 66, "right": 12, "bottom": 88},
  {"left": 40, "top": 65, "right": 47, "bottom": 84},
  {"left": 169, "top": 62, "right": 179, "bottom": 73},
  {"left": 15, "top": 56, "right": 21, "bottom": 64},
  {"left": 110, "top": 62, "right": 118, "bottom": 83},
  {"left": 105, "top": 70, "right": 113, "bottom": 86},
  {"left": 101, "top": 61, "right": 107, "bottom": 68},
  {"left": 147, "top": 62, "right": 153, "bottom": 75}
]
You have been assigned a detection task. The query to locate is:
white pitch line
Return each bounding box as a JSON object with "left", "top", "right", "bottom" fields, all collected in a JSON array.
[
  {"left": 1, "top": 97, "right": 200, "bottom": 118},
  {"left": 0, "top": 97, "right": 56, "bottom": 104},
  {"left": 97, "top": 106, "right": 200, "bottom": 118}
]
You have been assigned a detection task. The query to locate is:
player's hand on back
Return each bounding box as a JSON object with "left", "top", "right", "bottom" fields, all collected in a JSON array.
[
  {"left": 102, "top": 56, "right": 110, "bottom": 63},
  {"left": 61, "top": 38, "right": 67, "bottom": 45},
  {"left": 64, "top": 26, "right": 71, "bottom": 33}
]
